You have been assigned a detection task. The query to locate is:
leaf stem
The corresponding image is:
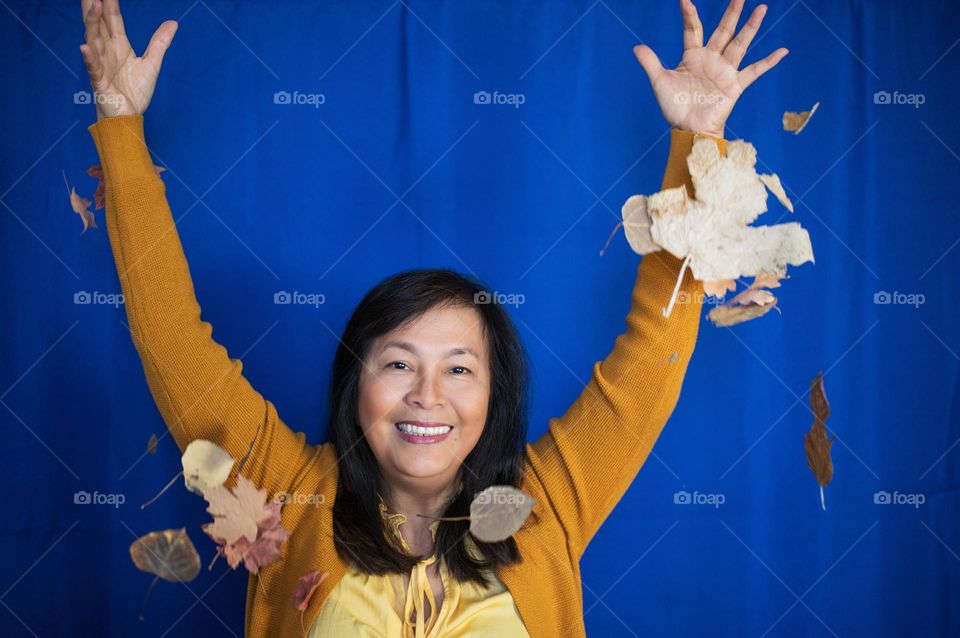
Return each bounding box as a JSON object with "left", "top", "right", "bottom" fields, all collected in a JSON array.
[{"left": 662, "top": 255, "right": 692, "bottom": 318}]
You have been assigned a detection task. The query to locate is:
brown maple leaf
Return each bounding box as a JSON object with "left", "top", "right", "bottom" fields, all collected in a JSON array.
[
  {"left": 63, "top": 169, "right": 96, "bottom": 233},
  {"left": 804, "top": 371, "right": 835, "bottom": 511}
]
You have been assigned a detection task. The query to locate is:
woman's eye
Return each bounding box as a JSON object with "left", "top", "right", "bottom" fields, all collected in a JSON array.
[
  {"left": 451, "top": 366, "right": 470, "bottom": 375},
  {"left": 387, "top": 361, "right": 408, "bottom": 370}
]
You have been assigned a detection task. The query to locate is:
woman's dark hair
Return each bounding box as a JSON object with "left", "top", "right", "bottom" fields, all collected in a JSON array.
[{"left": 329, "top": 268, "right": 530, "bottom": 587}]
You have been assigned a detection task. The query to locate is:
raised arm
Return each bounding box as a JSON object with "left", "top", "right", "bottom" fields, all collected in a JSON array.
[
  {"left": 525, "top": 0, "right": 787, "bottom": 558},
  {"left": 81, "top": 0, "right": 314, "bottom": 496}
]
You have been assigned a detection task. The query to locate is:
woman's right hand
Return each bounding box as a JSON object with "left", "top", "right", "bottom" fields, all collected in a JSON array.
[{"left": 80, "top": 0, "right": 178, "bottom": 120}]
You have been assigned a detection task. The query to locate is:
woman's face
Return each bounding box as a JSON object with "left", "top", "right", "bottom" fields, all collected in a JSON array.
[{"left": 358, "top": 303, "right": 490, "bottom": 488}]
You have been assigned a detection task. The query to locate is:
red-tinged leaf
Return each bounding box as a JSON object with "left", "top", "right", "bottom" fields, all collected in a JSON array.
[
  {"left": 87, "top": 163, "right": 166, "bottom": 210},
  {"left": 804, "top": 371, "right": 835, "bottom": 511},
  {"left": 293, "top": 570, "right": 330, "bottom": 631}
]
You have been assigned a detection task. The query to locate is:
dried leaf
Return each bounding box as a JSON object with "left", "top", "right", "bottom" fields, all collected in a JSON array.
[
  {"left": 130, "top": 528, "right": 201, "bottom": 620},
  {"left": 783, "top": 101, "right": 819, "bottom": 134},
  {"left": 182, "top": 439, "right": 235, "bottom": 496},
  {"left": 130, "top": 528, "right": 201, "bottom": 583},
  {"left": 63, "top": 170, "right": 96, "bottom": 233},
  {"left": 708, "top": 300, "right": 778, "bottom": 327},
  {"left": 469, "top": 486, "right": 536, "bottom": 542},
  {"left": 202, "top": 475, "right": 273, "bottom": 546},
  {"left": 87, "top": 163, "right": 166, "bottom": 210},
  {"left": 803, "top": 372, "right": 835, "bottom": 511},
  {"left": 759, "top": 173, "right": 794, "bottom": 212},
  {"left": 620, "top": 137, "right": 813, "bottom": 319},
  {"left": 703, "top": 279, "right": 737, "bottom": 297},
  {"left": 147, "top": 433, "right": 158, "bottom": 455},
  {"left": 293, "top": 570, "right": 329, "bottom": 611}
]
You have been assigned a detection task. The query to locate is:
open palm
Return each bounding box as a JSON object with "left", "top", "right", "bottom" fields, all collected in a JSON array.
[
  {"left": 79, "top": 0, "right": 178, "bottom": 120},
  {"left": 634, "top": 0, "right": 788, "bottom": 137}
]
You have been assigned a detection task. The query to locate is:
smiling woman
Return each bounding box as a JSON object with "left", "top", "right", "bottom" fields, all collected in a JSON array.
[{"left": 78, "top": 0, "right": 787, "bottom": 636}]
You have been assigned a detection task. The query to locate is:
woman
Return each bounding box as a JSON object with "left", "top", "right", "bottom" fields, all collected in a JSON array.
[{"left": 79, "top": 0, "right": 786, "bottom": 636}]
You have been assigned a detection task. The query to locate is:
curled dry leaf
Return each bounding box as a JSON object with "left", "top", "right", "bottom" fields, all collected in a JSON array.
[
  {"left": 293, "top": 570, "right": 330, "bottom": 631},
  {"left": 783, "top": 101, "right": 819, "bottom": 134},
  {"left": 803, "top": 371, "right": 835, "bottom": 511},
  {"left": 620, "top": 137, "right": 813, "bottom": 320},
  {"left": 63, "top": 170, "right": 96, "bottom": 233},
  {"left": 129, "top": 528, "right": 201, "bottom": 620},
  {"left": 147, "top": 433, "right": 158, "bottom": 455},
  {"left": 182, "top": 439, "right": 235, "bottom": 496},
  {"left": 469, "top": 486, "right": 536, "bottom": 542},
  {"left": 130, "top": 528, "right": 201, "bottom": 582},
  {"left": 707, "top": 272, "right": 784, "bottom": 327}
]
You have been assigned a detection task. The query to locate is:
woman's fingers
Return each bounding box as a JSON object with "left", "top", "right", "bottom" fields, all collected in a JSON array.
[
  {"left": 143, "top": 21, "right": 178, "bottom": 72},
  {"left": 633, "top": 44, "right": 665, "bottom": 86},
  {"left": 723, "top": 4, "right": 766, "bottom": 67},
  {"left": 737, "top": 47, "right": 788, "bottom": 91},
  {"left": 101, "top": 0, "right": 126, "bottom": 39},
  {"left": 79, "top": 42, "right": 104, "bottom": 87},
  {"left": 681, "top": 0, "right": 703, "bottom": 52},
  {"left": 82, "top": 0, "right": 104, "bottom": 46},
  {"left": 705, "top": 0, "right": 745, "bottom": 53}
]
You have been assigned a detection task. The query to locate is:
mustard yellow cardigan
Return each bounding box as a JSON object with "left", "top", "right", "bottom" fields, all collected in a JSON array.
[{"left": 88, "top": 114, "right": 725, "bottom": 638}]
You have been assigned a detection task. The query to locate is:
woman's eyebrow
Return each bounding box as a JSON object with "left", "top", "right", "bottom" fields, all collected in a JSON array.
[{"left": 381, "top": 340, "right": 479, "bottom": 359}]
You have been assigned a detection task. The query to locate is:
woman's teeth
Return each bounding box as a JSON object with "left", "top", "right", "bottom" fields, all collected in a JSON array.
[{"left": 395, "top": 422, "right": 453, "bottom": 436}]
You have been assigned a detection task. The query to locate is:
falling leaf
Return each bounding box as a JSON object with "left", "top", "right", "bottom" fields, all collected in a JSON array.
[
  {"left": 703, "top": 279, "right": 737, "bottom": 297},
  {"left": 202, "top": 478, "right": 290, "bottom": 576},
  {"left": 87, "top": 163, "right": 166, "bottom": 210},
  {"left": 783, "top": 101, "right": 819, "bottom": 134},
  {"left": 707, "top": 272, "right": 784, "bottom": 327},
  {"left": 147, "top": 434, "right": 158, "bottom": 455},
  {"left": 469, "top": 486, "right": 536, "bottom": 542},
  {"left": 129, "top": 528, "right": 201, "bottom": 620},
  {"left": 803, "top": 372, "right": 835, "bottom": 511},
  {"left": 63, "top": 170, "right": 96, "bottom": 233},
  {"left": 414, "top": 485, "right": 537, "bottom": 542},
  {"left": 182, "top": 439, "right": 235, "bottom": 496},
  {"left": 759, "top": 173, "right": 794, "bottom": 212},
  {"left": 621, "top": 137, "right": 813, "bottom": 319},
  {"left": 292, "top": 570, "right": 330, "bottom": 630},
  {"left": 202, "top": 475, "right": 274, "bottom": 546}
]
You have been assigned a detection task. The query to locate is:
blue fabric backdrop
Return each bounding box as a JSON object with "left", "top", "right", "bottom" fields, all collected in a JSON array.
[{"left": 1, "top": 1, "right": 958, "bottom": 636}]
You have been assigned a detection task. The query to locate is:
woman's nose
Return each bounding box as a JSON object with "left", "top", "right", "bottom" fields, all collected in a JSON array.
[{"left": 407, "top": 368, "right": 445, "bottom": 409}]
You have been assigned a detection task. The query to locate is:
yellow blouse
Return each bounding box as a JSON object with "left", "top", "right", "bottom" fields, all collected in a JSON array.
[{"left": 308, "top": 496, "right": 530, "bottom": 638}]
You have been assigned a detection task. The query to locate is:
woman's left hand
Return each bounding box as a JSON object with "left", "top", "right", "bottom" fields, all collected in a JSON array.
[{"left": 634, "top": 0, "right": 788, "bottom": 138}]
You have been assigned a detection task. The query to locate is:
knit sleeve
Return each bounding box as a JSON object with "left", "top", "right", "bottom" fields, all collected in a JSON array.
[
  {"left": 88, "top": 114, "right": 314, "bottom": 495},
  {"left": 525, "top": 128, "right": 728, "bottom": 559}
]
